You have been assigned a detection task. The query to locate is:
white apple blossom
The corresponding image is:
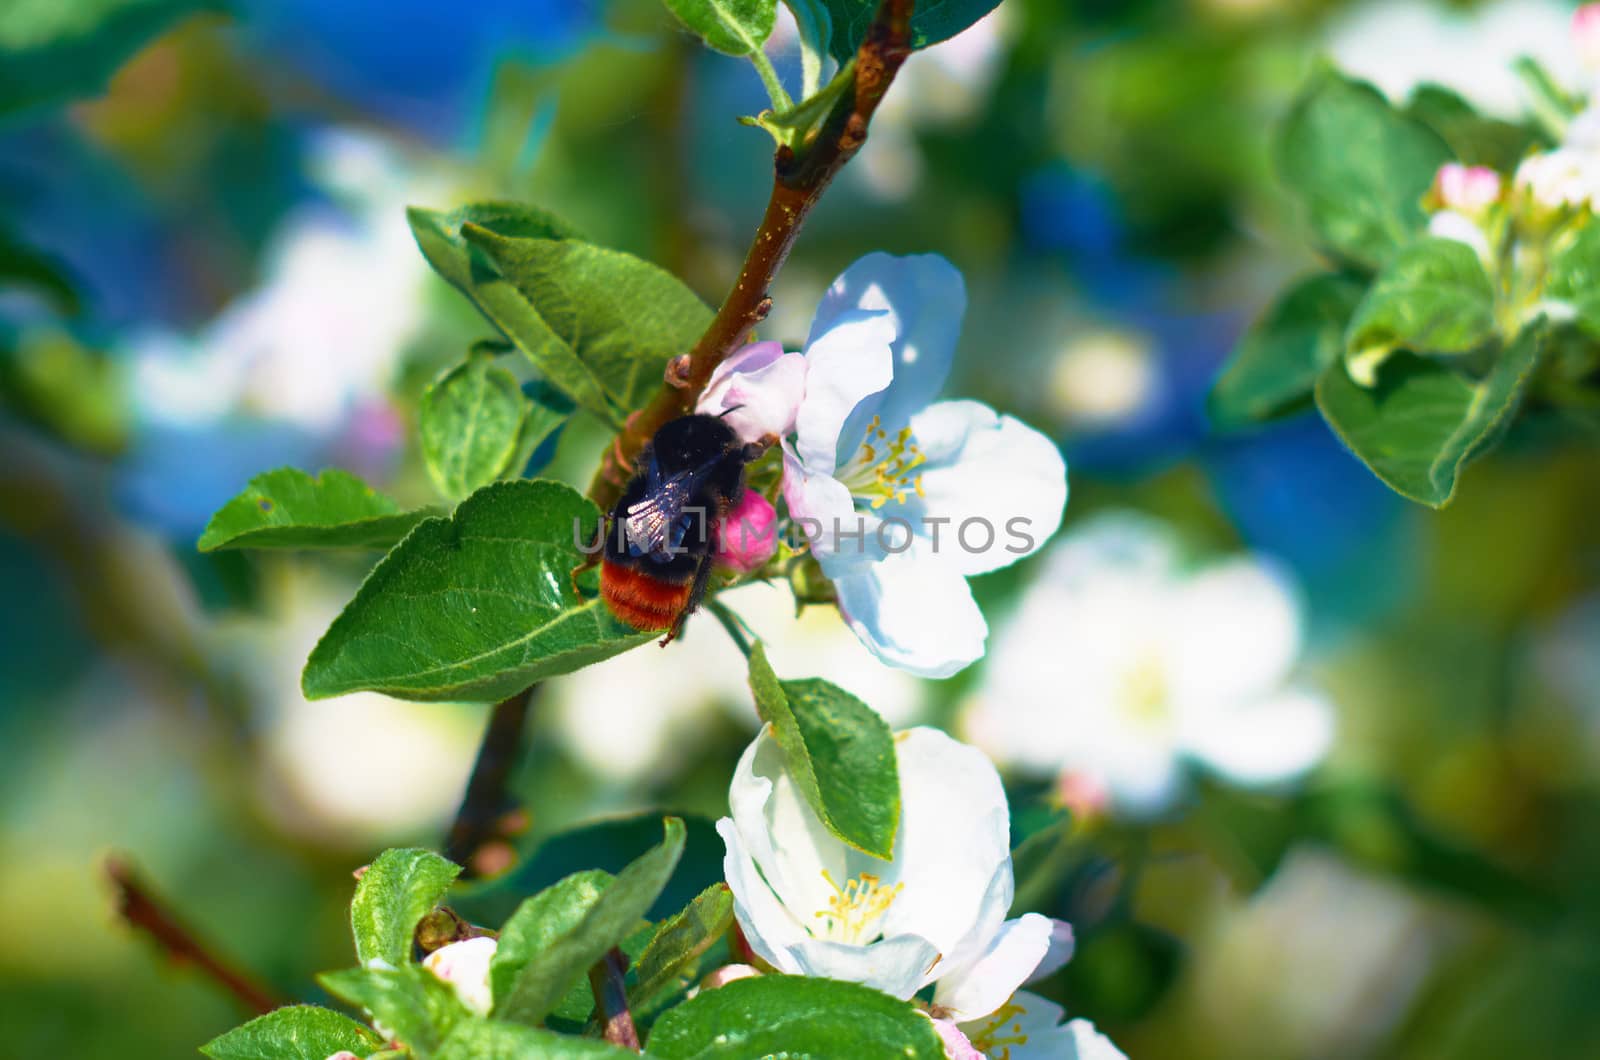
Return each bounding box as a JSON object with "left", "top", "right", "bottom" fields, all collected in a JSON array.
[
  {"left": 718, "top": 726, "right": 1073, "bottom": 1022},
  {"left": 702, "top": 252, "right": 1067, "bottom": 678},
  {"left": 422, "top": 936, "right": 497, "bottom": 1016},
  {"left": 1578, "top": 3, "right": 1600, "bottom": 73},
  {"left": 941, "top": 992, "right": 1128, "bottom": 1060},
  {"left": 963, "top": 512, "right": 1333, "bottom": 817}
]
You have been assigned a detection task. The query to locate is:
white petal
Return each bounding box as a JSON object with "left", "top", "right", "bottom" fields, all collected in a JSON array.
[
  {"left": 922, "top": 859, "right": 1013, "bottom": 991},
  {"left": 807, "top": 252, "right": 966, "bottom": 434},
  {"left": 1180, "top": 687, "right": 1335, "bottom": 787},
  {"left": 834, "top": 552, "right": 988, "bottom": 678},
  {"left": 932, "top": 913, "right": 1056, "bottom": 1022},
  {"left": 795, "top": 309, "right": 896, "bottom": 475},
  {"left": 1025, "top": 920, "right": 1076, "bottom": 983},
  {"left": 781, "top": 449, "right": 883, "bottom": 576},
  {"left": 1063, "top": 1017, "right": 1130, "bottom": 1060},
  {"left": 698, "top": 340, "right": 808, "bottom": 444},
  {"left": 716, "top": 818, "right": 804, "bottom": 974},
  {"left": 908, "top": 400, "right": 1068, "bottom": 576},
  {"left": 789, "top": 933, "right": 942, "bottom": 999},
  {"left": 1168, "top": 556, "right": 1303, "bottom": 711},
  {"left": 728, "top": 731, "right": 847, "bottom": 920}
]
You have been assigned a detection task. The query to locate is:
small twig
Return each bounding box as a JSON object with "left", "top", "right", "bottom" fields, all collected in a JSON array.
[
  {"left": 588, "top": 947, "right": 641, "bottom": 1051},
  {"left": 105, "top": 855, "right": 284, "bottom": 1015},
  {"left": 588, "top": 0, "right": 915, "bottom": 509},
  {"left": 443, "top": 685, "right": 537, "bottom": 878}
]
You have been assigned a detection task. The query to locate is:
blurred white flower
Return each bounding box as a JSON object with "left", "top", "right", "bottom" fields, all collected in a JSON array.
[
  {"left": 1326, "top": 0, "right": 1578, "bottom": 118},
  {"left": 718, "top": 726, "right": 1073, "bottom": 1022},
  {"left": 1514, "top": 146, "right": 1600, "bottom": 212},
  {"left": 548, "top": 581, "right": 923, "bottom": 786},
  {"left": 1577, "top": 2, "right": 1600, "bottom": 72},
  {"left": 130, "top": 129, "right": 443, "bottom": 433},
  {"left": 1048, "top": 329, "right": 1159, "bottom": 430},
  {"left": 964, "top": 512, "right": 1333, "bottom": 817},
  {"left": 747, "top": 252, "right": 1066, "bottom": 678},
  {"left": 422, "top": 936, "right": 497, "bottom": 1016},
  {"left": 945, "top": 993, "right": 1128, "bottom": 1060}
]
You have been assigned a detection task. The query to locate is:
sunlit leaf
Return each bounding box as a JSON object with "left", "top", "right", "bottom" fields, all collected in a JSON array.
[
  {"left": 198, "top": 468, "right": 437, "bottom": 553},
  {"left": 1344, "top": 237, "right": 1497, "bottom": 386},
  {"left": 319, "top": 964, "right": 469, "bottom": 1059},
  {"left": 436, "top": 1021, "right": 639, "bottom": 1059},
  {"left": 421, "top": 351, "right": 534, "bottom": 500},
  {"left": 663, "top": 0, "right": 777, "bottom": 56},
  {"left": 350, "top": 848, "right": 462, "bottom": 967},
  {"left": 199, "top": 1006, "right": 380, "bottom": 1060},
  {"left": 630, "top": 883, "right": 734, "bottom": 1010}
]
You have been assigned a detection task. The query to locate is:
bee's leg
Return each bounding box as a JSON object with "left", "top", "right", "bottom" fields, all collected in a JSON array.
[
  {"left": 661, "top": 549, "right": 717, "bottom": 647},
  {"left": 571, "top": 519, "right": 607, "bottom": 596}
]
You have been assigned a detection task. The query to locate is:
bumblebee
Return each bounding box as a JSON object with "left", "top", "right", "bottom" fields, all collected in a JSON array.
[{"left": 599, "top": 413, "right": 764, "bottom": 642}]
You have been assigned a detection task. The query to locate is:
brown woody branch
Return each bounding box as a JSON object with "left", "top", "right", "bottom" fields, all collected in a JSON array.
[
  {"left": 588, "top": 0, "right": 915, "bottom": 510},
  {"left": 588, "top": 946, "right": 641, "bottom": 1051},
  {"left": 443, "top": 685, "right": 537, "bottom": 878},
  {"left": 105, "top": 855, "right": 285, "bottom": 1015}
]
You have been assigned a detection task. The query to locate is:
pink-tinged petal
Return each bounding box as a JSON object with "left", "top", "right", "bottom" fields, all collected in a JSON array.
[
  {"left": 715, "top": 491, "right": 778, "bottom": 573},
  {"left": 834, "top": 551, "right": 988, "bottom": 678},
  {"left": 932, "top": 913, "right": 1056, "bottom": 1022},
  {"left": 699, "top": 963, "right": 763, "bottom": 991},
  {"left": 781, "top": 447, "right": 880, "bottom": 575},
  {"left": 698, "top": 341, "right": 808, "bottom": 444},
  {"left": 909, "top": 401, "right": 1068, "bottom": 576},
  {"left": 789, "top": 933, "right": 942, "bottom": 999},
  {"left": 1578, "top": 3, "right": 1600, "bottom": 69},
  {"left": 933, "top": 1018, "right": 985, "bottom": 1060},
  {"left": 795, "top": 309, "right": 896, "bottom": 475},
  {"left": 808, "top": 253, "right": 967, "bottom": 434}
]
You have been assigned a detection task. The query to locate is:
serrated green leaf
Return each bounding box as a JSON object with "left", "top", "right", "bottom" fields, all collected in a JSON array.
[
  {"left": 647, "top": 975, "right": 947, "bottom": 1059},
  {"left": 198, "top": 467, "right": 437, "bottom": 553},
  {"left": 631, "top": 883, "right": 734, "bottom": 1010},
  {"left": 422, "top": 351, "right": 533, "bottom": 500},
  {"left": 1277, "top": 69, "right": 1454, "bottom": 270},
  {"left": 1547, "top": 220, "right": 1600, "bottom": 340},
  {"left": 302, "top": 479, "right": 653, "bottom": 702},
  {"left": 497, "top": 818, "right": 686, "bottom": 1027},
  {"left": 319, "top": 964, "right": 470, "bottom": 1060},
  {"left": 747, "top": 643, "right": 899, "bottom": 859},
  {"left": 199, "top": 1006, "right": 381, "bottom": 1060},
  {"left": 0, "top": 0, "right": 223, "bottom": 120},
  {"left": 490, "top": 869, "right": 614, "bottom": 1016},
  {"left": 437, "top": 1020, "right": 639, "bottom": 1059},
  {"left": 1210, "top": 272, "right": 1367, "bottom": 428},
  {"left": 461, "top": 224, "right": 712, "bottom": 422},
  {"left": 1344, "top": 237, "right": 1497, "bottom": 386},
  {"left": 351, "top": 848, "right": 462, "bottom": 967},
  {"left": 821, "top": 0, "right": 1003, "bottom": 64},
  {"left": 1316, "top": 325, "right": 1545, "bottom": 507},
  {"left": 663, "top": 0, "right": 777, "bottom": 56}
]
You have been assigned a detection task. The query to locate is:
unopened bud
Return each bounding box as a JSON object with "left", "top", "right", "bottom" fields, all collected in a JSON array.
[
  {"left": 699, "top": 963, "right": 763, "bottom": 991},
  {"left": 1428, "top": 163, "right": 1501, "bottom": 216},
  {"left": 715, "top": 491, "right": 779, "bottom": 574},
  {"left": 422, "top": 936, "right": 497, "bottom": 1016}
]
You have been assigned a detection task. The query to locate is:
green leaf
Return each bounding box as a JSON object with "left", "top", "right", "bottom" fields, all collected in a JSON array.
[
  {"left": 821, "top": 0, "right": 1003, "bottom": 64},
  {"left": 1209, "top": 272, "right": 1367, "bottom": 428},
  {"left": 1316, "top": 325, "right": 1545, "bottom": 507},
  {"left": 302, "top": 479, "right": 653, "bottom": 702},
  {"left": 631, "top": 883, "right": 734, "bottom": 1010},
  {"left": 511, "top": 380, "right": 578, "bottom": 478},
  {"left": 0, "top": 224, "right": 80, "bottom": 315},
  {"left": 350, "top": 848, "right": 462, "bottom": 967},
  {"left": 747, "top": 643, "right": 899, "bottom": 860},
  {"left": 199, "top": 1006, "right": 381, "bottom": 1060},
  {"left": 197, "top": 468, "right": 436, "bottom": 553},
  {"left": 497, "top": 818, "right": 686, "bottom": 1027},
  {"left": 1277, "top": 69, "right": 1454, "bottom": 270},
  {"left": 490, "top": 870, "right": 614, "bottom": 1016},
  {"left": 0, "top": 0, "right": 222, "bottom": 120},
  {"left": 421, "top": 351, "right": 534, "bottom": 500},
  {"left": 461, "top": 224, "right": 712, "bottom": 422},
  {"left": 647, "top": 975, "right": 948, "bottom": 1059},
  {"left": 319, "top": 964, "right": 470, "bottom": 1060},
  {"left": 1547, "top": 220, "right": 1600, "bottom": 340},
  {"left": 1405, "top": 84, "right": 1538, "bottom": 173},
  {"left": 783, "top": 0, "right": 832, "bottom": 96},
  {"left": 437, "top": 1020, "right": 639, "bottom": 1059},
  {"left": 663, "top": 0, "right": 776, "bottom": 56},
  {"left": 1344, "top": 237, "right": 1498, "bottom": 386}
]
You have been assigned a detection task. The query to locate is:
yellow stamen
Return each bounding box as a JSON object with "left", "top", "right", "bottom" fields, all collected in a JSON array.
[
  {"left": 814, "top": 869, "right": 902, "bottom": 945},
  {"left": 836, "top": 415, "right": 928, "bottom": 510},
  {"left": 965, "top": 999, "right": 1030, "bottom": 1059}
]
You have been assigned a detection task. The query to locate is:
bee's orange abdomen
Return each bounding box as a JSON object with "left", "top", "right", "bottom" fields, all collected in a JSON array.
[{"left": 600, "top": 559, "right": 692, "bottom": 631}]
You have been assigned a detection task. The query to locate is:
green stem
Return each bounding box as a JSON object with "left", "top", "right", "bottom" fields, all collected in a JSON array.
[
  {"left": 708, "top": 598, "right": 755, "bottom": 658},
  {"left": 747, "top": 48, "right": 793, "bottom": 112}
]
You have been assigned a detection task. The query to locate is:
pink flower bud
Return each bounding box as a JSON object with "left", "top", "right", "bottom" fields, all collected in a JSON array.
[
  {"left": 1577, "top": 4, "right": 1600, "bottom": 69},
  {"left": 1057, "top": 769, "right": 1111, "bottom": 823},
  {"left": 700, "top": 963, "right": 763, "bottom": 991},
  {"left": 1431, "top": 163, "right": 1501, "bottom": 215},
  {"left": 325, "top": 1053, "right": 363, "bottom": 1060},
  {"left": 715, "top": 491, "right": 779, "bottom": 573}
]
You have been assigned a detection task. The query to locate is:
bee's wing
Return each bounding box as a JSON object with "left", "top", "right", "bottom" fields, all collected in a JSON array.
[{"left": 622, "top": 471, "right": 696, "bottom": 559}]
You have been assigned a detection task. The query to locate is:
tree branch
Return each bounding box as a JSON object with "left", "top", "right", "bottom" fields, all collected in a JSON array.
[
  {"left": 443, "top": 685, "right": 537, "bottom": 878},
  {"left": 105, "top": 855, "right": 284, "bottom": 1015},
  {"left": 588, "top": 947, "right": 641, "bottom": 1051},
  {"left": 588, "top": 0, "right": 916, "bottom": 509}
]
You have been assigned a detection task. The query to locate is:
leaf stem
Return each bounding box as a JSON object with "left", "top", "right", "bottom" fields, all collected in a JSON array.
[
  {"left": 708, "top": 598, "right": 755, "bottom": 658},
  {"left": 106, "top": 855, "right": 284, "bottom": 1015},
  {"left": 747, "top": 47, "right": 793, "bottom": 113},
  {"left": 589, "top": 947, "right": 642, "bottom": 1051},
  {"left": 443, "top": 685, "right": 537, "bottom": 878},
  {"left": 588, "top": 0, "right": 915, "bottom": 510}
]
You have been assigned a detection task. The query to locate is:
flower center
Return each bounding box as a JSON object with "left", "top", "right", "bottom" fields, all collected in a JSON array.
[
  {"left": 835, "top": 415, "right": 926, "bottom": 510},
  {"left": 963, "top": 999, "right": 1030, "bottom": 1059},
  {"left": 814, "top": 869, "right": 902, "bottom": 945},
  {"left": 1119, "top": 650, "right": 1170, "bottom": 728}
]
